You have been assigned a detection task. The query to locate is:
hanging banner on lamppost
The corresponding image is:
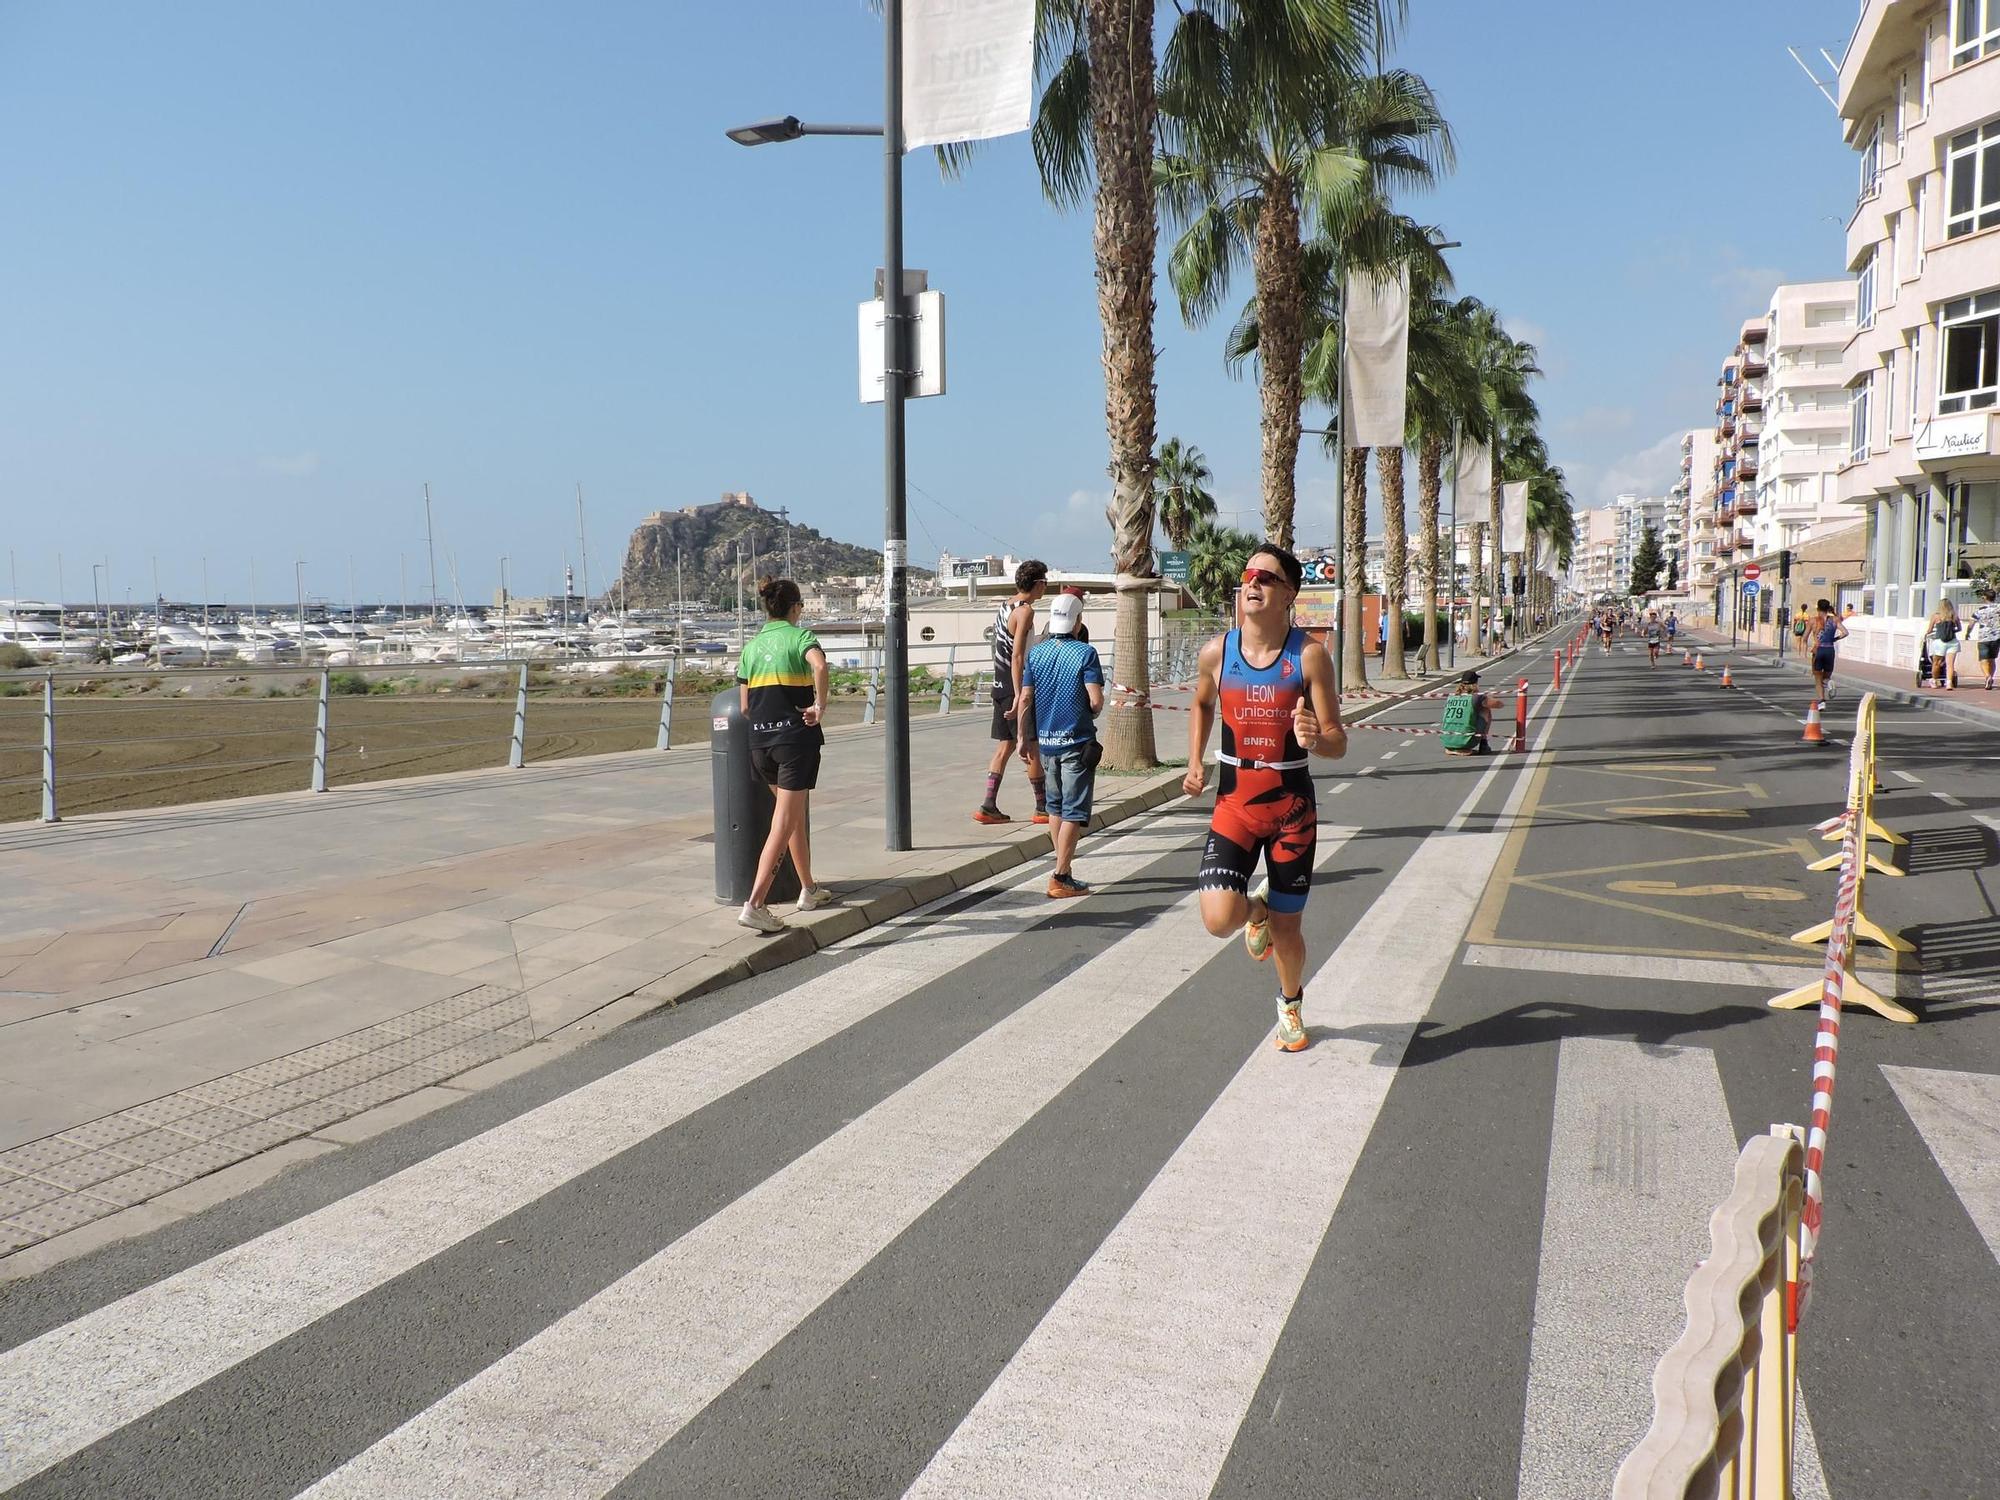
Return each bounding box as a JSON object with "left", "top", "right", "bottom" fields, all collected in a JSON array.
[
  {"left": 1341, "top": 266, "right": 1410, "bottom": 448},
  {"left": 1455, "top": 436, "right": 1492, "bottom": 513},
  {"left": 1501, "top": 480, "right": 1529, "bottom": 554},
  {"left": 902, "top": 0, "right": 1037, "bottom": 151}
]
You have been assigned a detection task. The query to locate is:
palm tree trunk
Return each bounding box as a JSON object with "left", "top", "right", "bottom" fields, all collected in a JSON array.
[
  {"left": 1378, "top": 446, "right": 1408, "bottom": 679},
  {"left": 1341, "top": 445, "right": 1369, "bottom": 690},
  {"left": 1252, "top": 185, "right": 1305, "bottom": 548},
  {"left": 1487, "top": 480, "right": 1503, "bottom": 653},
  {"left": 1087, "top": 0, "right": 1159, "bottom": 771},
  {"left": 1468, "top": 520, "right": 1484, "bottom": 654},
  {"left": 1417, "top": 434, "right": 1442, "bottom": 671}
]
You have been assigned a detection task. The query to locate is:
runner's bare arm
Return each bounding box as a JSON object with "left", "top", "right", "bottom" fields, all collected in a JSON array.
[
  {"left": 1010, "top": 604, "right": 1032, "bottom": 700},
  {"left": 1182, "top": 636, "right": 1224, "bottom": 796},
  {"left": 1296, "top": 639, "right": 1346, "bottom": 760},
  {"left": 1016, "top": 682, "right": 1036, "bottom": 765}
]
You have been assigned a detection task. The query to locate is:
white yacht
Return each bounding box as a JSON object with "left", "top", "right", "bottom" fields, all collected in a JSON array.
[{"left": 0, "top": 601, "right": 98, "bottom": 663}]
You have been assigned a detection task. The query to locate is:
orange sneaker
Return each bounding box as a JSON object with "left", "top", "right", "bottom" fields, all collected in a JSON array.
[
  {"left": 973, "top": 806, "right": 1011, "bottom": 825},
  {"left": 1274, "top": 997, "right": 1308, "bottom": 1052},
  {"left": 1032, "top": 812, "right": 1051, "bottom": 825}
]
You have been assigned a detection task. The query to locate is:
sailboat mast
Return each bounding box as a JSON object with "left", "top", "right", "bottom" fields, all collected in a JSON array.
[
  {"left": 575, "top": 483, "right": 590, "bottom": 625},
  {"left": 423, "top": 483, "right": 440, "bottom": 620}
]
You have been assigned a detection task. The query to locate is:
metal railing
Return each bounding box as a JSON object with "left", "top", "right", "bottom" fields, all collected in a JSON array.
[{"left": 1, "top": 623, "right": 1221, "bottom": 823}]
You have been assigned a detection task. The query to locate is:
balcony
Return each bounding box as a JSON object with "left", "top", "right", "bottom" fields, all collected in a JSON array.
[
  {"left": 1742, "top": 351, "right": 1768, "bottom": 378},
  {"left": 1720, "top": 413, "right": 1736, "bottom": 437},
  {"left": 1737, "top": 452, "right": 1759, "bottom": 481},
  {"left": 1742, "top": 323, "right": 1767, "bottom": 345},
  {"left": 1715, "top": 532, "right": 1737, "bottom": 555},
  {"left": 1717, "top": 398, "right": 1735, "bottom": 417},
  {"left": 1740, "top": 385, "right": 1763, "bottom": 412},
  {"left": 1736, "top": 491, "right": 1758, "bottom": 516}
]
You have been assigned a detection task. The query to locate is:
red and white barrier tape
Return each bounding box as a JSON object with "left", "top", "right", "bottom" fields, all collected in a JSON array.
[{"left": 1796, "top": 792, "right": 1864, "bottom": 1327}]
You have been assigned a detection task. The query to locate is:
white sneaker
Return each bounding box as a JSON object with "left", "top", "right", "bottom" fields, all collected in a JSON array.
[
  {"left": 737, "top": 903, "right": 786, "bottom": 934},
  {"left": 795, "top": 885, "right": 836, "bottom": 913}
]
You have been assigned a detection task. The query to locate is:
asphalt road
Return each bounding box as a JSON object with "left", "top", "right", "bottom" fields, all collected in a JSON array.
[{"left": 2, "top": 632, "right": 1995, "bottom": 1499}]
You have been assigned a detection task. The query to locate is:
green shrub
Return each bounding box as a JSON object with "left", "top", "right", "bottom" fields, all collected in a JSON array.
[
  {"left": 329, "top": 672, "right": 370, "bottom": 696},
  {"left": 0, "top": 643, "right": 35, "bottom": 671}
]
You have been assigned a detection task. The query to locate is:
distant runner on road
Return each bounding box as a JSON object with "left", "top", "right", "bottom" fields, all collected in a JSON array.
[
  {"left": 1182, "top": 545, "right": 1346, "bottom": 1053},
  {"left": 1643, "top": 610, "right": 1663, "bottom": 666},
  {"left": 1811, "top": 597, "right": 1847, "bottom": 709},
  {"left": 1665, "top": 609, "right": 1678, "bottom": 644}
]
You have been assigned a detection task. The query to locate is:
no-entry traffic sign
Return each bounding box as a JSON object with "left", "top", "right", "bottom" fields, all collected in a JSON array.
[{"left": 1743, "top": 563, "right": 1761, "bottom": 582}]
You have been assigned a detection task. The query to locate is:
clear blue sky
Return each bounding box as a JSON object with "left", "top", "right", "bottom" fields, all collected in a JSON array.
[{"left": 0, "top": 1, "right": 1857, "bottom": 606}]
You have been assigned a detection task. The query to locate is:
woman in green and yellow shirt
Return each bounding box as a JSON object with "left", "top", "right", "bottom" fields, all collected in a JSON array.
[{"left": 735, "top": 577, "right": 833, "bottom": 931}]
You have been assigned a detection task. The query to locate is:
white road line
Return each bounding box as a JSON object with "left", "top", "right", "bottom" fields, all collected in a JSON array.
[
  {"left": 907, "top": 819, "right": 1512, "bottom": 1499},
  {"left": 1881, "top": 1066, "right": 2000, "bottom": 1264},
  {"left": 1462, "top": 943, "right": 1925, "bottom": 1000},
  {"left": 1893, "top": 769, "right": 1923, "bottom": 784},
  {"left": 1381, "top": 750, "right": 1400, "bottom": 760},
  {"left": 1358, "top": 765, "right": 1379, "bottom": 777},
  {"left": 1401, "top": 738, "right": 1418, "bottom": 747},
  {"left": 1516, "top": 1039, "right": 1832, "bottom": 1500},
  {"left": 302, "top": 829, "right": 1358, "bottom": 1500},
  {"left": 0, "top": 820, "right": 1199, "bottom": 1491},
  {"left": 1445, "top": 663, "right": 1574, "bottom": 835},
  {"left": 1937, "top": 791, "right": 1966, "bottom": 808},
  {"left": 1327, "top": 782, "right": 1351, "bottom": 795}
]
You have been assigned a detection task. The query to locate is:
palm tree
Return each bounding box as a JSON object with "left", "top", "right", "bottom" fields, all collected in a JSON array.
[
  {"left": 1159, "top": 44, "right": 1448, "bottom": 552},
  {"left": 1154, "top": 437, "right": 1218, "bottom": 550},
  {"left": 1462, "top": 307, "right": 1541, "bottom": 651},
  {"left": 1185, "top": 517, "right": 1262, "bottom": 615},
  {"left": 1032, "top": 0, "right": 1166, "bottom": 769},
  {"left": 1407, "top": 292, "right": 1487, "bottom": 671}
]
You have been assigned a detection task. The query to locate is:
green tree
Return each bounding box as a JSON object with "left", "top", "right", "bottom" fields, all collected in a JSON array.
[
  {"left": 1629, "top": 523, "right": 1664, "bottom": 596},
  {"left": 1408, "top": 292, "right": 1488, "bottom": 670},
  {"left": 1185, "top": 518, "right": 1263, "bottom": 614},
  {"left": 1160, "top": 40, "right": 1450, "bottom": 552},
  {"left": 1032, "top": 0, "right": 1169, "bottom": 769},
  {"left": 1463, "top": 306, "right": 1541, "bottom": 650},
  {"left": 1153, "top": 437, "right": 1218, "bottom": 550}
]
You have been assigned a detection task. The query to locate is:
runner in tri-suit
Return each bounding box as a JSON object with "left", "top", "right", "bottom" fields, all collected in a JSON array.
[{"left": 1182, "top": 544, "right": 1346, "bottom": 1052}]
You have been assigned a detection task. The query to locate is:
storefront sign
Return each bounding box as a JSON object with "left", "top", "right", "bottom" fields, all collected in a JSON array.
[
  {"left": 1914, "top": 413, "right": 1992, "bottom": 463},
  {"left": 1294, "top": 586, "right": 1340, "bottom": 628}
]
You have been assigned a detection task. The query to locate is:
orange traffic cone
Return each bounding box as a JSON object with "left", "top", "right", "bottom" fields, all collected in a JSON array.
[
  {"left": 1682, "top": 648, "right": 1693, "bottom": 666},
  {"left": 1802, "top": 699, "right": 1825, "bottom": 744},
  {"left": 1694, "top": 652, "right": 1706, "bottom": 671},
  {"left": 1719, "top": 662, "right": 1734, "bottom": 688}
]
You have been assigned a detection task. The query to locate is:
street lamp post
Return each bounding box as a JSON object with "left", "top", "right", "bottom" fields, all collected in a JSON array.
[
  {"left": 727, "top": 18, "right": 912, "bottom": 851},
  {"left": 90, "top": 564, "right": 105, "bottom": 653},
  {"left": 295, "top": 562, "right": 308, "bottom": 661}
]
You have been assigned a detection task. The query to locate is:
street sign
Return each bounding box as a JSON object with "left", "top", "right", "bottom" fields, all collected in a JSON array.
[
  {"left": 1743, "top": 579, "right": 1761, "bottom": 596},
  {"left": 1158, "top": 550, "right": 1190, "bottom": 585},
  {"left": 1742, "top": 563, "right": 1761, "bottom": 582}
]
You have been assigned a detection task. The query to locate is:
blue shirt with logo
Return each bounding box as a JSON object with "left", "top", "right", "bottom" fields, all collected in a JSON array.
[{"left": 1022, "top": 636, "right": 1103, "bottom": 755}]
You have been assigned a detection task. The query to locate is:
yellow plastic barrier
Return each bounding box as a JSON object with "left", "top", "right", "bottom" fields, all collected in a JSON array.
[
  {"left": 1614, "top": 1127, "right": 1805, "bottom": 1499},
  {"left": 1771, "top": 693, "right": 1915, "bottom": 1024}
]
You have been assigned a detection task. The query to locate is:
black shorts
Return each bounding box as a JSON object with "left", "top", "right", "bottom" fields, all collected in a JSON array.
[
  {"left": 990, "top": 681, "right": 1017, "bottom": 741},
  {"left": 750, "top": 740, "right": 821, "bottom": 791},
  {"left": 1980, "top": 640, "right": 2000, "bottom": 663},
  {"left": 1812, "top": 649, "right": 1836, "bottom": 677}
]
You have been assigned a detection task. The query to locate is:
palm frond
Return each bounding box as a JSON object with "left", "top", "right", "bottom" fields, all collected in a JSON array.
[{"left": 1031, "top": 41, "right": 1093, "bottom": 210}]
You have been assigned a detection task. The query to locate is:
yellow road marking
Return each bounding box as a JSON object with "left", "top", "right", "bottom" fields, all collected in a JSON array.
[
  {"left": 1511, "top": 877, "right": 1829, "bottom": 948},
  {"left": 1607, "top": 880, "right": 1805, "bottom": 902},
  {"left": 1605, "top": 806, "right": 1751, "bottom": 819},
  {"left": 1468, "top": 933, "right": 1899, "bottom": 971},
  {"left": 1532, "top": 848, "right": 1799, "bottom": 882},
  {"left": 1621, "top": 763, "right": 1716, "bottom": 772}
]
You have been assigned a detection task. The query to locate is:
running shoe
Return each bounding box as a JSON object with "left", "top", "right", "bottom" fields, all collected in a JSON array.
[
  {"left": 1243, "top": 877, "right": 1272, "bottom": 962},
  {"left": 795, "top": 885, "right": 836, "bottom": 913},
  {"left": 1274, "top": 996, "right": 1308, "bottom": 1052},
  {"left": 1032, "top": 811, "right": 1052, "bottom": 825},
  {"left": 1047, "top": 873, "right": 1090, "bottom": 899},
  {"left": 737, "top": 903, "right": 785, "bottom": 934},
  {"left": 973, "top": 806, "right": 1011, "bottom": 825}
]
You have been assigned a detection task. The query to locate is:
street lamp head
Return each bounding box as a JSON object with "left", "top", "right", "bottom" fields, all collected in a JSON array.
[{"left": 726, "top": 116, "right": 804, "bottom": 147}]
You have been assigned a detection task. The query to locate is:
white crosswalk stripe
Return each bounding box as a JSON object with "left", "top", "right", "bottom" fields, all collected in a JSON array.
[
  {"left": 0, "top": 820, "right": 1197, "bottom": 1492},
  {"left": 1883, "top": 1065, "right": 2000, "bottom": 1263}
]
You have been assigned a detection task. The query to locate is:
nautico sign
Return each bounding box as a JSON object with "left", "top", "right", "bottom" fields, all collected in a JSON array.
[{"left": 1914, "top": 412, "right": 1993, "bottom": 463}]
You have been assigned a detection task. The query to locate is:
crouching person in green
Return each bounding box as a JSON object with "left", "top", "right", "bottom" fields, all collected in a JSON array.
[{"left": 1440, "top": 670, "right": 1501, "bottom": 757}]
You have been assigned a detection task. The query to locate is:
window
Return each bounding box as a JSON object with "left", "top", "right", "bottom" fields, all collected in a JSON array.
[
  {"left": 1912, "top": 326, "right": 1925, "bottom": 427},
  {"left": 1946, "top": 119, "right": 2000, "bottom": 238},
  {"left": 1954, "top": 481, "right": 2000, "bottom": 547},
  {"left": 1856, "top": 250, "right": 1877, "bottom": 329},
  {"left": 1922, "top": 23, "right": 1935, "bottom": 111},
  {"left": 1917, "top": 177, "right": 1930, "bottom": 272},
  {"left": 1897, "top": 70, "right": 1910, "bottom": 144},
  {"left": 1888, "top": 356, "right": 1900, "bottom": 435},
  {"left": 1859, "top": 119, "right": 1883, "bottom": 203},
  {"left": 1940, "top": 292, "right": 2000, "bottom": 412},
  {"left": 1952, "top": 0, "right": 1999, "bottom": 66},
  {"left": 1850, "top": 375, "right": 1874, "bottom": 463},
  {"left": 1890, "top": 210, "right": 1903, "bottom": 289}
]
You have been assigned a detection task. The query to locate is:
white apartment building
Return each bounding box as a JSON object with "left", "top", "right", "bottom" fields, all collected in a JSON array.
[
  {"left": 1569, "top": 505, "right": 1621, "bottom": 600},
  {"left": 1836, "top": 0, "right": 2000, "bottom": 666},
  {"left": 1750, "top": 282, "right": 1858, "bottom": 554},
  {"left": 1613, "top": 493, "right": 1669, "bottom": 590},
  {"left": 1681, "top": 427, "right": 1723, "bottom": 589}
]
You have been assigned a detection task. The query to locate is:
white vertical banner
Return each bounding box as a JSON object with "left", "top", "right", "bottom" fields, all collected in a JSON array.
[
  {"left": 902, "top": 0, "right": 1037, "bottom": 151},
  {"left": 1456, "top": 437, "right": 1492, "bottom": 515},
  {"left": 1502, "top": 481, "right": 1530, "bottom": 553},
  {"left": 1341, "top": 266, "right": 1410, "bottom": 448},
  {"left": 1533, "top": 533, "right": 1556, "bottom": 574}
]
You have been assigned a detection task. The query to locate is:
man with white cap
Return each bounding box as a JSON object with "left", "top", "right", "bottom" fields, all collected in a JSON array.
[{"left": 1016, "top": 591, "right": 1104, "bottom": 897}]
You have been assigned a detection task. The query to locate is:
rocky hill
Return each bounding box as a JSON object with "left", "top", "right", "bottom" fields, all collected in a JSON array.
[{"left": 617, "top": 494, "right": 925, "bottom": 606}]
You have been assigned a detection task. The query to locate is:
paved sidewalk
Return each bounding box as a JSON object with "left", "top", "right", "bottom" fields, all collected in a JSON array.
[{"left": 0, "top": 640, "right": 1535, "bottom": 1273}]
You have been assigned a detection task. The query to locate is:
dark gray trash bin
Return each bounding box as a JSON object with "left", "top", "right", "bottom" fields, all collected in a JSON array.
[{"left": 710, "top": 688, "right": 799, "bottom": 906}]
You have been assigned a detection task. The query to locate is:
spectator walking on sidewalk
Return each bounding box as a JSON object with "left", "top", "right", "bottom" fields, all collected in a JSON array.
[
  {"left": 735, "top": 577, "right": 834, "bottom": 933},
  {"left": 1926, "top": 599, "right": 1963, "bottom": 690},
  {"left": 976, "top": 560, "right": 1049, "bottom": 826},
  {"left": 1016, "top": 592, "right": 1103, "bottom": 898},
  {"left": 1971, "top": 587, "right": 2000, "bottom": 689}
]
